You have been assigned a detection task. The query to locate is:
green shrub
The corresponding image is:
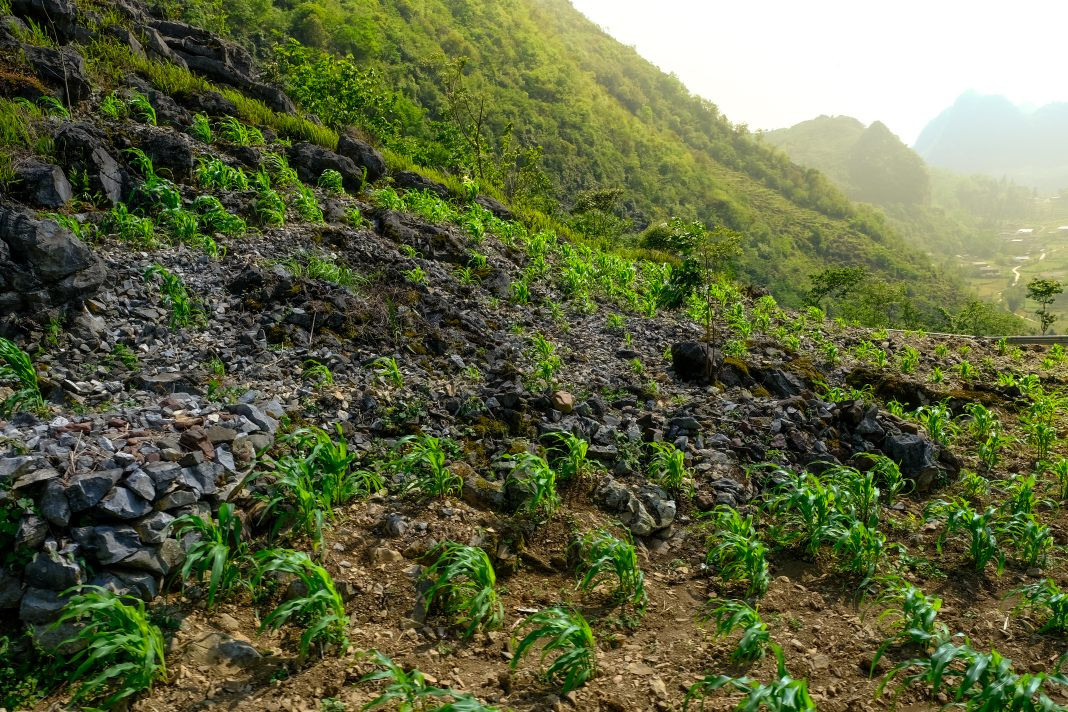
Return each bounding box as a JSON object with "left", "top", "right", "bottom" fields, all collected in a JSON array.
[{"left": 54, "top": 586, "right": 167, "bottom": 707}]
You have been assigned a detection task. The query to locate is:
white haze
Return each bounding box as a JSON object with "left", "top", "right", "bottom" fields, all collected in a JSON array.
[{"left": 568, "top": 0, "right": 1068, "bottom": 144}]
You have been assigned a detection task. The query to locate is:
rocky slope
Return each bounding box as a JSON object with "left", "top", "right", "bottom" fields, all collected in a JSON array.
[{"left": 1, "top": 1, "right": 1067, "bottom": 711}]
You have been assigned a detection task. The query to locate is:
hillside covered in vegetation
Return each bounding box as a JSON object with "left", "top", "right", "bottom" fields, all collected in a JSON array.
[
  {"left": 139, "top": 0, "right": 1018, "bottom": 330},
  {"left": 2, "top": 0, "right": 1068, "bottom": 710}
]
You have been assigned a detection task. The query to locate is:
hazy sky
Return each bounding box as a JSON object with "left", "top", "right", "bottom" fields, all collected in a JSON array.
[{"left": 569, "top": 0, "right": 1068, "bottom": 145}]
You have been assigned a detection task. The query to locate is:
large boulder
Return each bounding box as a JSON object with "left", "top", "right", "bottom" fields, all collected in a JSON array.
[
  {"left": 286, "top": 142, "right": 364, "bottom": 192},
  {"left": 21, "top": 45, "right": 90, "bottom": 104},
  {"left": 10, "top": 158, "right": 71, "bottom": 207},
  {"left": 53, "top": 122, "right": 126, "bottom": 204},
  {"left": 0, "top": 208, "right": 106, "bottom": 317},
  {"left": 130, "top": 126, "right": 195, "bottom": 181},
  {"left": 337, "top": 133, "right": 386, "bottom": 183},
  {"left": 671, "top": 341, "right": 716, "bottom": 383}
]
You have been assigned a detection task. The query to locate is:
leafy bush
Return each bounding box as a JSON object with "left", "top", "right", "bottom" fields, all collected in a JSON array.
[
  {"left": 573, "top": 529, "right": 646, "bottom": 614},
  {"left": 0, "top": 338, "right": 43, "bottom": 416},
  {"left": 171, "top": 503, "right": 251, "bottom": 607},
  {"left": 512, "top": 608, "right": 596, "bottom": 694},
  {"left": 420, "top": 542, "right": 503, "bottom": 638},
  {"left": 254, "top": 549, "right": 348, "bottom": 656},
  {"left": 54, "top": 586, "right": 167, "bottom": 707}
]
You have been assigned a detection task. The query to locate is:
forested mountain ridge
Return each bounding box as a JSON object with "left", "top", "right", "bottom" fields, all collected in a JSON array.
[
  {"left": 164, "top": 0, "right": 1000, "bottom": 328},
  {"left": 763, "top": 115, "right": 1034, "bottom": 262}
]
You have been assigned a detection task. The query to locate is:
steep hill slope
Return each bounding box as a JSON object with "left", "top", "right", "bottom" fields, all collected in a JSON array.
[
  {"left": 2, "top": 1, "right": 1068, "bottom": 710},
  {"left": 915, "top": 91, "right": 1068, "bottom": 192},
  {"left": 150, "top": 0, "right": 987, "bottom": 326}
]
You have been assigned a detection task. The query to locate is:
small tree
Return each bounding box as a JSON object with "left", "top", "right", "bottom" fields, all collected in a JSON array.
[
  {"left": 1026, "top": 277, "right": 1063, "bottom": 335},
  {"left": 697, "top": 225, "right": 743, "bottom": 371},
  {"left": 805, "top": 266, "right": 867, "bottom": 314}
]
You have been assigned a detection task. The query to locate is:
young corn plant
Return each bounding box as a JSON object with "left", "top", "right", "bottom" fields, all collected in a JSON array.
[
  {"left": 361, "top": 650, "right": 500, "bottom": 711},
  {"left": 197, "top": 158, "right": 249, "bottom": 191},
  {"left": 830, "top": 520, "right": 887, "bottom": 582},
  {"left": 254, "top": 549, "right": 348, "bottom": 657},
  {"left": 512, "top": 608, "right": 596, "bottom": 694},
  {"left": 143, "top": 264, "right": 198, "bottom": 328},
  {"left": 573, "top": 529, "right": 647, "bottom": 615},
  {"left": 763, "top": 469, "right": 843, "bottom": 557},
  {"left": 704, "top": 507, "right": 771, "bottom": 597},
  {"left": 292, "top": 184, "right": 324, "bottom": 222},
  {"left": 926, "top": 499, "right": 1004, "bottom": 575},
  {"left": 963, "top": 403, "right": 999, "bottom": 442},
  {"left": 105, "top": 203, "right": 156, "bottom": 247},
  {"left": 192, "top": 195, "right": 247, "bottom": 236},
  {"left": 373, "top": 356, "right": 404, "bottom": 388},
  {"left": 914, "top": 403, "right": 957, "bottom": 446},
  {"left": 302, "top": 359, "right": 334, "bottom": 387},
  {"left": 1052, "top": 458, "right": 1068, "bottom": 500},
  {"left": 999, "top": 512, "right": 1053, "bottom": 568},
  {"left": 505, "top": 451, "right": 561, "bottom": 520},
  {"left": 542, "top": 431, "right": 596, "bottom": 488},
  {"left": 869, "top": 578, "right": 948, "bottom": 672},
  {"left": 684, "top": 646, "right": 815, "bottom": 711},
  {"left": 54, "top": 586, "right": 167, "bottom": 707},
  {"left": 701, "top": 599, "right": 770, "bottom": 664},
  {"left": 0, "top": 337, "right": 43, "bottom": 416},
  {"left": 317, "top": 169, "right": 345, "bottom": 194},
  {"left": 398, "top": 434, "right": 461, "bottom": 499},
  {"left": 218, "top": 116, "right": 264, "bottom": 145},
  {"left": 127, "top": 91, "right": 156, "bottom": 125},
  {"left": 647, "top": 441, "right": 693, "bottom": 497},
  {"left": 877, "top": 637, "right": 1068, "bottom": 711},
  {"left": 1013, "top": 579, "right": 1068, "bottom": 633},
  {"left": 420, "top": 542, "right": 503, "bottom": 638},
  {"left": 171, "top": 503, "right": 251, "bottom": 607},
  {"left": 188, "top": 113, "right": 212, "bottom": 143}
]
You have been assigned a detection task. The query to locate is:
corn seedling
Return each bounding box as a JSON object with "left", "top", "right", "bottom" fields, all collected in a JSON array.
[
  {"left": 397, "top": 434, "right": 460, "bottom": 499},
  {"left": 512, "top": 608, "right": 596, "bottom": 694},
  {"left": 684, "top": 646, "right": 815, "bottom": 711},
  {"left": 189, "top": 113, "right": 212, "bottom": 143},
  {"left": 263, "top": 152, "right": 300, "bottom": 186},
  {"left": 830, "top": 520, "right": 886, "bottom": 582},
  {"left": 877, "top": 637, "right": 1068, "bottom": 711},
  {"left": 254, "top": 549, "right": 348, "bottom": 656},
  {"left": 963, "top": 403, "right": 998, "bottom": 442},
  {"left": 374, "top": 356, "right": 403, "bottom": 388},
  {"left": 1052, "top": 458, "right": 1068, "bottom": 500},
  {"left": 647, "top": 441, "right": 692, "bottom": 497},
  {"left": 929, "top": 366, "right": 945, "bottom": 384},
  {"left": 999, "top": 512, "right": 1053, "bottom": 568},
  {"left": 99, "top": 92, "right": 126, "bottom": 120},
  {"left": 317, "top": 169, "right": 345, "bottom": 194},
  {"left": 127, "top": 91, "right": 156, "bottom": 125},
  {"left": 302, "top": 359, "right": 334, "bottom": 386},
  {"left": 977, "top": 429, "right": 1011, "bottom": 472},
  {"left": 958, "top": 470, "right": 990, "bottom": 500},
  {"left": 404, "top": 266, "right": 427, "bottom": 285},
  {"left": 898, "top": 346, "right": 920, "bottom": 374},
  {"left": 197, "top": 158, "right": 249, "bottom": 191},
  {"left": 0, "top": 338, "right": 43, "bottom": 416},
  {"left": 361, "top": 650, "right": 500, "bottom": 711},
  {"left": 192, "top": 195, "right": 247, "bottom": 236},
  {"left": 1013, "top": 579, "right": 1068, "bottom": 633},
  {"left": 292, "top": 184, "right": 324, "bottom": 222},
  {"left": 926, "top": 499, "right": 1004, "bottom": 575},
  {"left": 574, "top": 529, "right": 646, "bottom": 614},
  {"left": 543, "top": 431, "right": 596, "bottom": 486},
  {"left": 143, "top": 264, "right": 197, "bottom": 327},
  {"left": 704, "top": 506, "right": 770, "bottom": 597},
  {"left": 219, "top": 116, "right": 264, "bottom": 145},
  {"left": 54, "top": 586, "right": 167, "bottom": 707},
  {"left": 701, "top": 599, "right": 770, "bottom": 664},
  {"left": 105, "top": 203, "right": 156, "bottom": 247},
  {"left": 869, "top": 578, "right": 948, "bottom": 672},
  {"left": 914, "top": 403, "right": 956, "bottom": 446},
  {"left": 171, "top": 503, "right": 251, "bottom": 607},
  {"left": 763, "top": 469, "right": 843, "bottom": 557},
  {"left": 505, "top": 451, "right": 561, "bottom": 519},
  {"left": 420, "top": 542, "right": 503, "bottom": 638}
]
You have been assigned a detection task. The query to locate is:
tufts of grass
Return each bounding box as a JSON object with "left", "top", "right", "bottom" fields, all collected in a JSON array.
[{"left": 218, "top": 116, "right": 264, "bottom": 146}]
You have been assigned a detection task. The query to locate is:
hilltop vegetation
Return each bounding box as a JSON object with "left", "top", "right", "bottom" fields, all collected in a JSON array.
[{"left": 149, "top": 0, "right": 1010, "bottom": 329}]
